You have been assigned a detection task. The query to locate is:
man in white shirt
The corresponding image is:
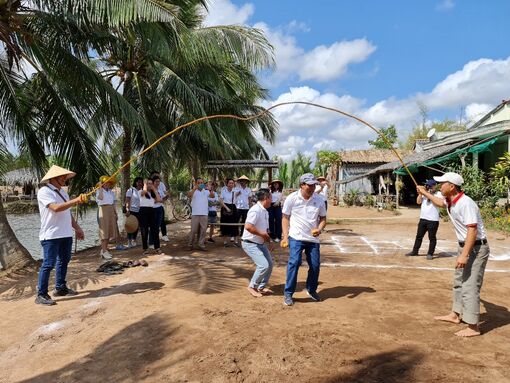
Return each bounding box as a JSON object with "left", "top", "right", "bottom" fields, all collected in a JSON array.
[
  {"left": 417, "top": 172, "right": 490, "bottom": 337},
  {"left": 234, "top": 175, "right": 253, "bottom": 238},
  {"left": 36, "top": 165, "right": 87, "bottom": 305},
  {"left": 188, "top": 177, "right": 210, "bottom": 250},
  {"left": 406, "top": 179, "right": 443, "bottom": 260},
  {"left": 241, "top": 189, "right": 273, "bottom": 297},
  {"left": 281, "top": 173, "right": 327, "bottom": 306},
  {"left": 315, "top": 176, "right": 329, "bottom": 209}
]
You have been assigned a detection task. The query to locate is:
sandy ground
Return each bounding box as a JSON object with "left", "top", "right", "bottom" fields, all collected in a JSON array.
[{"left": 1, "top": 206, "right": 510, "bottom": 383}]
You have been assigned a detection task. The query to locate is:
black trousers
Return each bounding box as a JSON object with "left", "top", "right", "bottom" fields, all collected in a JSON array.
[
  {"left": 412, "top": 218, "right": 439, "bottom": 255},
  {"left": 238, "top": 209, "right": 249, "bottom": 236}
]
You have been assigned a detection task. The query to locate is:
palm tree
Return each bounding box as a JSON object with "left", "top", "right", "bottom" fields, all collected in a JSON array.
[
  {"left": 89, "top": 0, "right": 277, "bottom": 200},
  {"left": 0, "top": 0, "right": 180, "bottom": 270}
]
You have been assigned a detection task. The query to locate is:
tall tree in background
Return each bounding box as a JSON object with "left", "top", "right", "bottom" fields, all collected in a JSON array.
[{"left": 368, "top": 125, "right": 398, "bottom": 149}]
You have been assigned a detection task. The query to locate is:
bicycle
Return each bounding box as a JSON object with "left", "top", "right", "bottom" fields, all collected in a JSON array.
[{"left": 172, "top": 192, "right": 192, "bottom": 221}]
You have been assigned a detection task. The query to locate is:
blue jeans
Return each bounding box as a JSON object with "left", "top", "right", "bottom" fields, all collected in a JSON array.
[
  {"left": 37, "top": 237, "right": 73, "bottom": 295},
  {"left": 284, "top": 237, "right": 320, "bottom": 297},
  {"left": 241, "top": 241, "right": 273, "bottom": 289}
]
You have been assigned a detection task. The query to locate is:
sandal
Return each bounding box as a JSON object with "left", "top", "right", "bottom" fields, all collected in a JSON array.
[{"left": 140, "top": 260, "right": 148, "bottom": 267}]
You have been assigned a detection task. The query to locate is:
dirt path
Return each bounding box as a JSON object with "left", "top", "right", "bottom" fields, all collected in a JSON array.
[{"left": 1, "top": 207, "right": 509, "bottom": 382}]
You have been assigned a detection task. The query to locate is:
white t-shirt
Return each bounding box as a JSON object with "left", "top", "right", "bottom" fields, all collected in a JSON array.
[
  {"left": 153, "top": 187, "right": 165, "bottom": 208},
  {"left": 208, "top": 191, "right": 219, "bottom": 212},
  {"left": 38, "top": 185, "right": 73, "bottom": 240},
  {"left": 234, "top": 186, "right": 253, "bottom": 210},
  {"left": 282, "top": 190, "right": 327, "bottom": 243},
  {"left": 139, "top": 193, "right": 155, "bottom": 208},
  {"left": 242, "top": 202, "right": 269, "bottom": 244},
  {"left": 446, "top": 193, "right": 487, "bottom": 242},
  {"left": 419, "top": 191, "right": 443, "bottom": 221},
  {"left": 271, "top": 191, "right": 283, "bottom": 205},
  {"left": 221, "top": 187, "right": 235, "bottom": 204},
  {"left": 126, "top": 187, "right": 141, "bottom": 212},
  {"left": 96, "top": 188, "right": 115, "bottom": 206},
  {"left": 315, "top": 184, "right": 328, "bottom": 201},
  {"left": 191, "top": 189, "right": 209, "bottom": 216}
]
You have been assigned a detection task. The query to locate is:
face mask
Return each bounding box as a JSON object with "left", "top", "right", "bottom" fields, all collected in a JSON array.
[{"left": 198, "top": 183, "right": 205, "bottom": 190}]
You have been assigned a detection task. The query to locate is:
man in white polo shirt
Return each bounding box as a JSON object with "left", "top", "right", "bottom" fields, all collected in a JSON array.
[
  {"left": 406, "top": 179, "right": 443, "bottom": 260},
  {"left": 188, "top": 177, "right": 210, "bottom": 250},
  {"left": 282, "top": 173, "right": 327, "bottom": 306},
  {"left": 36, "top": 165, "right": 87, "bottom": 305},
  {"left": 417, "top": 172, "right": 489, "bottom": 337},
  {"left": 241, "top": 189, "right": 273, "bottom": 297}
]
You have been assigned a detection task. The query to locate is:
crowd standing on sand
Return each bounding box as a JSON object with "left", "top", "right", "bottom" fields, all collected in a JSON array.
[{"left": 34, "top": 164, "right": 489, "bottom": 337}]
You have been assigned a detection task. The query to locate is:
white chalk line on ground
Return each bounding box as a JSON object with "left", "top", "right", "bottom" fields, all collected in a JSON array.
[
  {"left": 329, "top": 235, "right": 510, "bottom": 261},
  {"left": 321, "top": 262, "right": 510, "bottom": 273}
]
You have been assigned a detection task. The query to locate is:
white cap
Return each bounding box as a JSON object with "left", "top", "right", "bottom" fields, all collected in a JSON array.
[{"left": 433, "top": 172, "right": 464, "bottom": 186}]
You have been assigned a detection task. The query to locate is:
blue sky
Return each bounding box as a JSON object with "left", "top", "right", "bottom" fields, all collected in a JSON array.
[{"left": 205, "top": 0, "right": 510, "bottom": 160}]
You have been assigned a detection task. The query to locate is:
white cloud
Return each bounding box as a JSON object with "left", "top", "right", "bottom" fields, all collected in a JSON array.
[
  {"left": 436, "top": 0, "right": 454, "bottom": 11},
  {"left": 266, "top": 56, "right": 510, "bottom": 160},
  {"left": 299, "top": 39, "right": 377, "bottom": 82},
  {"left": 203, "top": 0, "right": 254, "bottom": 26}
]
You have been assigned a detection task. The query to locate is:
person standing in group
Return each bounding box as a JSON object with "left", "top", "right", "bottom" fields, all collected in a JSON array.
[
  {"left": 268, "top": 179, "right": 284, "bottom": 243},
  {"left": 36, "top": 165, "right": 87, "bottom": 305},
  {"left": 417, "top": 172, "right": 490, "bottom": 337},
  {"left": 241, "top": 189, "right": 274, "bottom": 297},
  {"left": 315, "top": 176, "right": 329, "bottom": 210},
  {"left": 150, "top": 175, "right": 170, "bottom": 247},
  {"left": 125, "top": 177, "right": 143, "bottom": 248},
  {"left": 220, "top": 178, "right": 239, "bottom": 247},
  {"left": 282, "top": 173, "right": 327, "bottom": 306},
  {"left": 235, "top": 175, "right": 253, "bottom": 237},
  {"left": 188, "top": 177, "right": 210, "bottom": 250},
  {"left": 150, "top": 170, "right": 170, "bottom": 242},
  {"left": 406, "top": 179, "right": 443, "bottom": 260},
  {"left": 96, "top": 176, "right": 126, "bottom": 260},
  {"left": 138, "top": 178, "right": 162, "bottom": 255},
  {"left": 207, "top": 181, "right": 220, "bottom": 243}
]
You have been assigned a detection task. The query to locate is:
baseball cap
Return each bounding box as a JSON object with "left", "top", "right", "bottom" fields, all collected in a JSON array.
[
  {"left": 433, "top": 172, "right": 464, "bottom": 186},
  {"left": 299, "top": 173, "right": 319, "bottom": 185},
  {"left": 425, "top": 179, "right": 437, "bottom": 187}
]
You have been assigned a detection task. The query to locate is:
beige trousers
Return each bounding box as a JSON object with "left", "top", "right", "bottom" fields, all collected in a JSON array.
[
  {"left": 189, "top": 215, "right": 208, "bottom": 248},
  {"left": 452, "top": 243, "right": 490, "bottom": 324}
]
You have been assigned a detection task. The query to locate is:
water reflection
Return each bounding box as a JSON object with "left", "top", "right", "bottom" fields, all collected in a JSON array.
[{"left": 6, "top": 207, "right": 127, "bottom": 260}]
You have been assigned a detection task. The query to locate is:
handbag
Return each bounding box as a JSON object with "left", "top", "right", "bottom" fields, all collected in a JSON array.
[{"left": 222, "top": 191, "right": 237, "bottom": 216}]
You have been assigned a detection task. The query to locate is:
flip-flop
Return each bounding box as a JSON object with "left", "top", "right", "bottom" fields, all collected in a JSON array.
[
  {"left": 132, "top": 260, "right": 141, "bottom": 267},
  {"left": 122, "top": 260, "right": 134, "bottom": 268},
  {"left": 140, "top": 260, "right": 148, "bottom": 267}
]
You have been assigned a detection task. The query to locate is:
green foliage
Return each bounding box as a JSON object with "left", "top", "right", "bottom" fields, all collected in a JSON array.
[
  {"left": 480, "top": 205, "right": 510, "bottom": 234},
  {"left": 404, "top": 118, "right": 467, "bottom": 149},
  {"left": 316, "top": 150, "right": 342, "bottom": 166},
  {"left": 368, "top": 125, "right": 398, "bottom": 149},
  {"left": 343, "top": 189, "right": 361, "bottom": 207},
  {"left": 168, "top": 166, "right": 191, "bottom": 193},
  {"left": 276, "top": 152, "right": 313, "bottom": 188},
  {"left": 490, "top": 152, "right": 510, "bottom": 197},
  {"left": 364, "top": 194, "right": 375, "bottom": 208}
]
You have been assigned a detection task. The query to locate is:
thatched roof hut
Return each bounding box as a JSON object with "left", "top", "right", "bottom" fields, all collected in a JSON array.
[
  {"left": 1, "top": 168, "right": 39, "bottom": 186},
  {"left": 339, "top": 149, "right": 412, "bottom": 164}
]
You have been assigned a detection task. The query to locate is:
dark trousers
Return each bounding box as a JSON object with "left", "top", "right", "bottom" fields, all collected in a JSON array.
[
  {"left": 127, "top": 210, "right": 140, "bottom": 240},
  {"left": 238, "top": 209, "right": 249, "bottom": 236},
  {"left": 37, "top": 237, "right": 73, "bottom": 295},
  {"left": 139, "top": 207, "right": 160, "bottom": 250},
  {"left": 412, "top": 219, "right": 439, "bottom": 255},
  {"left": 150, "top": 206, "right": 164, "bottom": 246},
  {"left": 160, "top": 206, "right": 167, "bottom": 236},
  {"left": 268, "top": 205, "right": 282, "bottom": 239}
]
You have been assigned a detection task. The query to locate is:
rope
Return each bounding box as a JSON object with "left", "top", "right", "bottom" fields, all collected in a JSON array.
[{"left": 86, "top": 101, "right": 417, "bottom": 197}]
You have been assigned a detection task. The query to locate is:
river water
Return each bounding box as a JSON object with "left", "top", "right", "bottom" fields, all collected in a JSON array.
[{"left": 6, "top": 208, "right": 125, "bottom": 260}]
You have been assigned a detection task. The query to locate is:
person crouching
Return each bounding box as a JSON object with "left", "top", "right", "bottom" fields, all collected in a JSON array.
[{"left": 241, "top": 189, "right": 273, "bottom": 297}]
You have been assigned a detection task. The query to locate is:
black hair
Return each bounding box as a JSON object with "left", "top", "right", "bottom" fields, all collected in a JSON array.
[
  {"left": 149, "top": 170, "right": 160, "bottom": 176},
  {"left": 270, "top": 181, "right": 283, "bottom": 192},
  {"left": 255, "top": 188, "right": 271, "bottom": 201},
  {"left": 225, "top": 178, "right": 234, "bottom": 184},
  {"left": 151, "top": 175, "right": 160, "bottom": 182},
  {"left": 132, "top": 177, "right": 143, "bottom": 188}
]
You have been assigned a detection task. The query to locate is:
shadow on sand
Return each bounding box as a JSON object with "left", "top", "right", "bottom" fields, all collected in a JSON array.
[
  {"left": 319, "top": 348, "right": 423, "bottom": 383},
  {"left": 480, "top": 299, "right": 510, "bottom": 334},
  {"left": 17, "top": 314, "right": 182, "bottom": 383}
]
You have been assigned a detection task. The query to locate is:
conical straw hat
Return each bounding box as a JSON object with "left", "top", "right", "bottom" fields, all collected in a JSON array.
[
  {"left": 271, "top": 179, "right": 284, "bottom": 185},
  {"left": 40, "top": 165, "right": 76, "bottom": 183},
  {"left": 124, "top": 214, "right": 139, "bottom": 234},
  {"left": 237, "top": 175, "right": 251, "bottom": 182}
]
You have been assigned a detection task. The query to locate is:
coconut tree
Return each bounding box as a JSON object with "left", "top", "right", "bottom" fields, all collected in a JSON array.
[
  {"left": 0, "top": 0, "right": 180, "bottom": 270},
  {"left": 89, "top": 0, "right": 277, "bottom": 200}
]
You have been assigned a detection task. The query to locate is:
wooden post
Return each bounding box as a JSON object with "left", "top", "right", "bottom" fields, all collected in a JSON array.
[
  {"left": 396, "top": 174, "right": 400, "bottom": 209},
  {"left": 268, "top": 167, "right": 273, "bottom": 185}
]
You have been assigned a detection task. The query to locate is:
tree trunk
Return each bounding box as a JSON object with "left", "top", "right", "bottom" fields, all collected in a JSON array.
[
  {"left": 121, "top": 124, "right": 132, "bottom": 206},
  {"left": 0, "top": 199, "right": 34, "bottom": 270}
]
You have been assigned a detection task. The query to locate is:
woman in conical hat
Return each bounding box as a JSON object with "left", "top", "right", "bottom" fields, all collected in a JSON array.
[
  {"left": 35, "top": 165, "right": 86, "bottom": 306},
  {"left": 268, "top": 179, "right": 284, "bottom": 242}
]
